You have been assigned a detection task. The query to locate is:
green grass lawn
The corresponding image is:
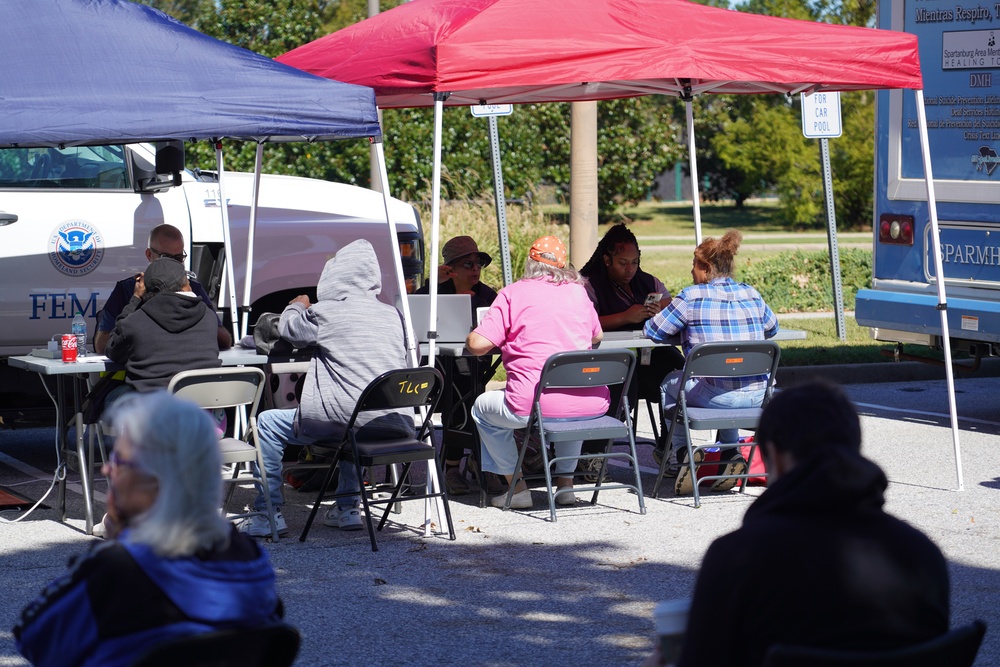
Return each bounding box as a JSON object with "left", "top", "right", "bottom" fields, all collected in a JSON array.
[
  {"left": 778, "top": 316, "right": 955, "bottom": 366},
  {"left": 544, "top": 199, "right": 791, "bottom": 235}
]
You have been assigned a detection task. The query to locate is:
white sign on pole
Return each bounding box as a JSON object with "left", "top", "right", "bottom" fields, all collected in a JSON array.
[
  {"left": 800, "top": 91, "right": 842, "bottom": 138},
  {"left": 470, "top": 104, "right": 513, "bottom": 117}
]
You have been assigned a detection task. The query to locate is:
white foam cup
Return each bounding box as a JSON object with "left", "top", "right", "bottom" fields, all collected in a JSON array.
[{"left": 653, "top": 598, "right": 691, "bottom": 665}]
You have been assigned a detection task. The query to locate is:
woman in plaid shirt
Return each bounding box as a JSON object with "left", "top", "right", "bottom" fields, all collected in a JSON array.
[{"left": 643, "top": 230, "right": 779, "bottom": 494}]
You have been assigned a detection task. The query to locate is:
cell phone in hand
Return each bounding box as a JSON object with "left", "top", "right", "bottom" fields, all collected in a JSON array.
[{"left": 644, "top": 292, "right": 663, "bottom": 306}]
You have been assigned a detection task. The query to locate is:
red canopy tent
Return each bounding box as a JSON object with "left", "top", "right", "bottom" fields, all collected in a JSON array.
[
  {"left": 278, "top": 0, "right": 921, "bottom": 105},
  {"left": 279, "top": 0, "right": 966, "bottom": 490}
]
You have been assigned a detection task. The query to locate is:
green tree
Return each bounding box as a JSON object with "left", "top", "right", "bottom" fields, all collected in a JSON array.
[{"left": 686, "top": 0, "right": 877, "bottom": 229}]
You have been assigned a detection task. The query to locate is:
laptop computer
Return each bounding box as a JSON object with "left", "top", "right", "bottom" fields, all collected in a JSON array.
[{"left": 406, "top": 294, "right": 475, "bottom": 343}]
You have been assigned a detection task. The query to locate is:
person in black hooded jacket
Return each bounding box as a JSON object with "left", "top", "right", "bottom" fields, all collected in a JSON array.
[
  {"left": 671, "top": 381, "right": 950, "bottom": 667},
  {"left": 105, "top": 257, "right": 221, "bottom": 393}
]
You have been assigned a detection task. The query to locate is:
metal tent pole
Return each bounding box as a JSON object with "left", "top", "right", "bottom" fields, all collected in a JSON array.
[
  {"left": 915, "top": 90, "right": 963, "bottom": 491},
  {"left": 685, "top": 96, "right": 703, "bottom": 246},
  {"left": 240, "top": 142, "right": 264, "bottom": 340}
]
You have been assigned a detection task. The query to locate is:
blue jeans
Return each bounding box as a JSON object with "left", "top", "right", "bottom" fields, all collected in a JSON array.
[
  {"left": 254, "top": 408, "right": 359, "bottom": 512},
  {"left": 471, "top": 390, "right": 581, "bottom": 477},
  {"left": 661, "top": 370, "right": 765, "bottom": 452}
]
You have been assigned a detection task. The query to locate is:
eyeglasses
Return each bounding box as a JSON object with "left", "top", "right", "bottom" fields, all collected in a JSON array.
[
  {"left": 456, "top": 259, "right": 483, "bottom": 270},
  {"left": 108, "top": 450, "right": 143, "bottom": 472},
  {"left": 149, "top": 247, "right": 188, "bottom": 263}
]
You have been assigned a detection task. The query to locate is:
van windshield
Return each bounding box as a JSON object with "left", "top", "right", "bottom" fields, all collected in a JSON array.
[{"left": 0, "top": 145, "right": 129, "bottom": 189}]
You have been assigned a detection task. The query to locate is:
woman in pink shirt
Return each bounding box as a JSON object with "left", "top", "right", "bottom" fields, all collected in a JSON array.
[{"left": 466, "top": 236, "right": 608, "bottom": 509}]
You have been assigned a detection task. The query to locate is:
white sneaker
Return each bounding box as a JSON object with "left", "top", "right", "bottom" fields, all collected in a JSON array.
[
  {"left": 323, "top": 501, "right": 364, "bottom": 531},
  {"left": 236, "top": 511, "right": 288, "bottom": 538},
  {"left": 92, "top": 513, "right": 110, "bottom": 539}
]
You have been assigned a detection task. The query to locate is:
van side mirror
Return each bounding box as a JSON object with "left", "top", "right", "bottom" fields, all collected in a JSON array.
[
  {"left": 155, "top": 141, "right": 185, "bottom": 174},
  {"left": 134, "top": 141, "right": 184, "bottom": 192}
]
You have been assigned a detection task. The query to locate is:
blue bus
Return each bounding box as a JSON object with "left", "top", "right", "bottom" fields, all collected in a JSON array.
[{"left": 855, "top": 0, "right": 1000, "bottom": 359}]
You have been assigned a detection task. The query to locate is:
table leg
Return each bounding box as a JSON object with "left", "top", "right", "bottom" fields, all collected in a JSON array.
[
  {"left": 76, "top": 411, "right": 94, "bottom": 535},
  {"left": 69, "top": 378, "right": 95, "bottom": 535},
  {"left": 55, "top": 376, "right": 67, "bottom": 522}
]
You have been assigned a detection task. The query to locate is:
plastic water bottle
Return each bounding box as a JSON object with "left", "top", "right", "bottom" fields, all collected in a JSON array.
[{"left": 71, "top": 312, "right": 87, "bottom": 357}]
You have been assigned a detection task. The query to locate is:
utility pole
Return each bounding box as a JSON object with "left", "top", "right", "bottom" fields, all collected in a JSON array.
[{"left": 569, "top": 101, "right": 598, "bottom": 268}]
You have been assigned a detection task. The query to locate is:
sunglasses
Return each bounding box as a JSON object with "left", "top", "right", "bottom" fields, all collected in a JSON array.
[
  {"left": 149, "top": 247, "right": 188, "bottom": 263},
  {"left": 455, "top": 259, "right": 483, "bottom": 270}
]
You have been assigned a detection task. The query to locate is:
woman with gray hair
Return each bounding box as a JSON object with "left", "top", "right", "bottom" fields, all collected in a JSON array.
[
  {"left": 466, "top": 236, "right": 608, "bottom": 509},
  {"left": 15, "top": 392, "right": 282, "bottom": 667}
]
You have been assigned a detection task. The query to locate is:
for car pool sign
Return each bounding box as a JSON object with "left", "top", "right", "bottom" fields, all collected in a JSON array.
[
  {"left": 800, "top": 91, "right": 842, "bottom": 138},
  {"left": 470, "top": 104, "right": 513, "bottom": 117}
]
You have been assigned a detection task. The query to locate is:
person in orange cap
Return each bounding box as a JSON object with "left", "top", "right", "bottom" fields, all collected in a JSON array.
[{"left": 465, "top": 236, "right": 607, "bottom": 509}]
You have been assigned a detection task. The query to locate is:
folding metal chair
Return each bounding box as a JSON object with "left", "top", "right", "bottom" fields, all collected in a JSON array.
[
  {"left": 762, "top": 620, "right": 986, "bottom": 667},
  {"left": 653, "top": 341, "right": 780, "bottom": 507},
  {"left": 167, "top": 367, "right": 280, "bottom": 541},
  {"left": 129, "top": 622, "right": 301, "bottom": 667},
  {"left": 298, "top": 367, "right": 453, "bottom": 551},
  {"left": 498, "top": 349, "right": 646, "bottom": 522}
]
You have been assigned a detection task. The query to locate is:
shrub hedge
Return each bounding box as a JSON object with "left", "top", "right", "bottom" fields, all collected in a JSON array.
[{"left": 740, "top": 248, "right": 871, "bottom": 313}]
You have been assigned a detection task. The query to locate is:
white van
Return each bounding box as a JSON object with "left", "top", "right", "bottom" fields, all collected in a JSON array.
[{"left": 0, "top": 143, "right": 424, "bottom": 403}]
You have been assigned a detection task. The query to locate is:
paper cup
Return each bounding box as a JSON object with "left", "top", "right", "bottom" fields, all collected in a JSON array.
[{"left": 654, "top": 598, "right": 691, "bottom": 666}]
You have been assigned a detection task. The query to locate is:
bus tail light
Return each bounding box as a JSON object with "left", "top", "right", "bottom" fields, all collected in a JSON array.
[{"left": 878, "top": 214, "right": 914, "bottom": 246}]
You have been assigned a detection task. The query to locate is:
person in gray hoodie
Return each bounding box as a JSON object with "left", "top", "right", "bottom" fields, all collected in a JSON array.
[{"left": 239, "top": 239, "right": 414, "bottom": 538}]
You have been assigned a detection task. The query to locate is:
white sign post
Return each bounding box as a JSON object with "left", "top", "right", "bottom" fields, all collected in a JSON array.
[
  {"left": 801, "top": 91, "right": 846, "bottom": 340},
  {"left": 471, "top": 104, "right": 515, "bottom": 284}
]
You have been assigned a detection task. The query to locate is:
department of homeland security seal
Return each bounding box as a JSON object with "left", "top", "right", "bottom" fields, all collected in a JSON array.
[{"left": 48, "top": 221, "right": 104, "bottom": 276}]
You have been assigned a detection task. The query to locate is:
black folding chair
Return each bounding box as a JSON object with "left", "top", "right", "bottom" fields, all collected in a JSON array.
[
  {"left": 498, "top": 349, "right": 646, "bottom": 522},
  {"left": 653, "top": 341, "right": 780, "bottom": 507},
  {"left": 298, "top": 367, "right": 453, "bottom": 551},
  {"left": 129, "top": 622, "right": 300, "bottom": 667},
  {"left": 762, "top": 620, "right": 987, "bottom": 667}
]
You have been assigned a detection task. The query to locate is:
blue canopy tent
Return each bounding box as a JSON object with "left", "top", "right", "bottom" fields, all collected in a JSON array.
[
  {"left": 0, "top": 0, "right": 379, "bottom": 146},
  {"left": 0, "top": 0, "right": 419, "bottom": 364}
]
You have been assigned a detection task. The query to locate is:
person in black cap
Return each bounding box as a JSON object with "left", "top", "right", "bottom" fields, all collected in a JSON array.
[
  {"left": 105, "top": 257, "right": 221, "bottom": 394},
  {"left": 94, "top": 223, "right": 231, "bottom": 354},
  {"left": 416, "top": 235, "right": 499, "bottom": 495}
]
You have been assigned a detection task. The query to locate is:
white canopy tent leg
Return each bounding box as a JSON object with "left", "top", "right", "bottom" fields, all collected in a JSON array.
[
  {"left": 240, "top": 142, "right": 265, "bottom": 340},
  {"left": 215, "top": 143, "right": 245, "bottom": 438},
  {"left": 373, "top": 140, "right": 446, "bottom": 536},
  {"left": 915, "top": 90, "right": 963, "bottom": 491},
  {"left": 373, "top": 142, "right": 420, "bottom": 369},
  {"left": 214, "top": 144, "right": 240, "bottom": 348},
  {"left": 685, "top": 97, "right": 703, "bottom": 246},
  {"left": 426, "top": 94, "right": 447, "bottom": 368}
]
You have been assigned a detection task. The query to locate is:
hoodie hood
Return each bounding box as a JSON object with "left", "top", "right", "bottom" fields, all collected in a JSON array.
[
  {"left": 743, "top": 447, "right": 888, "bottom": 525},
  {"left": 317, "top": 239, "right": 382, "bottom": 302},
  {"left": 123, "top": 532, "right": 279, "bottom": 626},
  {"left": 140, "top": 292, "right": 207, "bottom": 334}
]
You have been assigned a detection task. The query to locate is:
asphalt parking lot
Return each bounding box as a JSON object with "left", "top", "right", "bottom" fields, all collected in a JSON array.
[{"left": 0, "top": 367, "right": 998, "bottom": 666}]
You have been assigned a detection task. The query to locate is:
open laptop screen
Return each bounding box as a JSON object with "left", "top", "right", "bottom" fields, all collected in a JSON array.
[{"left": 405, "top": 294, "right": 475, "bottom": 343}]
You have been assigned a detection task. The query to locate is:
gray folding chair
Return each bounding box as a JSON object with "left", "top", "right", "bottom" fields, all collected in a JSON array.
[
  {"left": 762, "top": 620, "right": 986, "bottom": 667},
  {"left": 653, "top": 341, "right": 780, "bottom": 507},
  {"left": 499, "top": 349, "right": 646, "bottom": 522},
  {"left": 167, "top": 367, "right": 280, "bottom": 541}
]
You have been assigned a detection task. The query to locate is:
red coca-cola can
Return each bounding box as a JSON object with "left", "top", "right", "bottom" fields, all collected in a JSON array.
[{"left": 61, "top": 334, "right": 78, "bottom": 363}]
